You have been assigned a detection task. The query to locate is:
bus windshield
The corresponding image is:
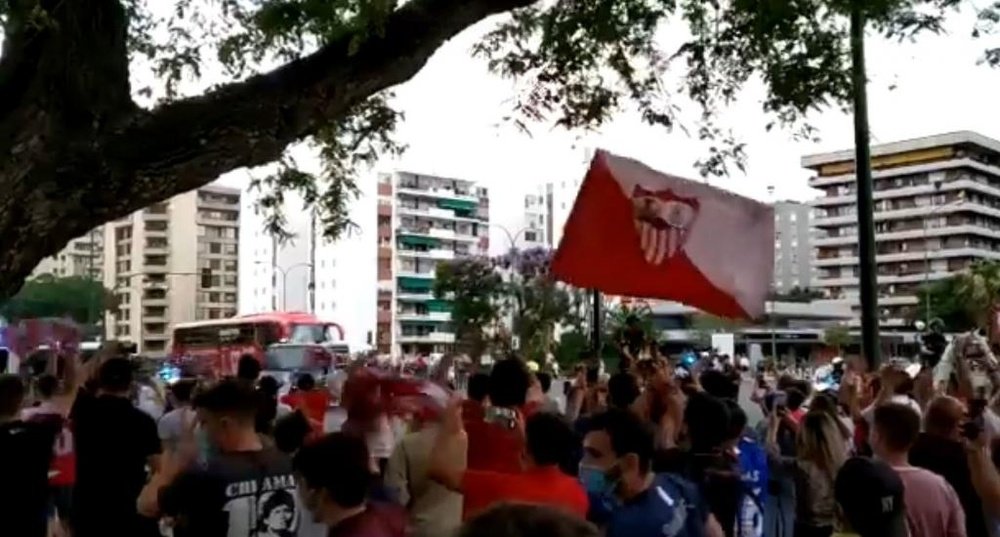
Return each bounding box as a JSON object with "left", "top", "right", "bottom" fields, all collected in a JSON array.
[{"left": 288, "top": 323, "right": 341, "bottom": 344}]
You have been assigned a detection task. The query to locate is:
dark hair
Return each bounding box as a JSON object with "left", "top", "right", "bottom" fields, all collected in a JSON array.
[
  {"left": 786, "top": 388, "right": 807, "bottom": 411},
  {"left": 874, "top": 403, "right": 921, "bottom": 452},
  {"left": 724, "top": 399, "right": 747, "bottom": 441},
  {"left": 489, "top": 358, "right": 531, "bottom": 408},
  {"left": 607, "top": 373, "right": 640, "bottom": 410},
  {"left": 809, "top": 392, "right": 839, "bottom": 417},
  {"left": 0, "top": 375, "right": 26, "bottom": 417},
  {"left": 170, "top": 379, "right": 197, "bottom": 404},
  {"left": 587, "top": 408, "right": 655, "bottom": 473},
  {"left": 255, "top": 376, "right": 281, "bottom": 434},
  {"left": 458, "top": 503, "right": 600, "bottom": 537},
  {"left": 293, "top": 432, "right": 372, "bottom": 508},
  {"left": 274, "top": 410, "right": 312, "bottom": 454},
  {"left": 97, "top": 357, "right": 134, "bottom": 393},
  {"left": 585, "top": 365, "right": 600, "bottom": 385},
  {"left": 194, "top": 379, "right": 259, "bottom": 421},
  {"left": 36, "top": 374, "right": 59, "bottom": 399},
  {"left": 684, "top": 392, "right": 731, "bottom": 452},
  {"left": 792, "top": 379, "right": 813, "bottom": 398},
  {"left": 467, "top": 373, "right": 490, "bottom": 403},
  {"left": 257, "top": 375, "right": 281, "bottom": 398},
  {"left": 777, "top": 375, "right": 796, "bottom": 391},
  {"left": 257, "top": 489, "right": 295, "bottom": 533},
  {"left": 536, "top": 372, "right": 552, "bottom": 394},
  {"left": 237, "top": 355, "right": 261, "bottom": 381},
  {"left": 295, "top": 373, "right": 316, "bottom": 391},
  {"left": 524, "top": 412, "right": 577, "bottom": 468},
  {"left": 699, "top": 369, "right": 739, "bottom": 400}
]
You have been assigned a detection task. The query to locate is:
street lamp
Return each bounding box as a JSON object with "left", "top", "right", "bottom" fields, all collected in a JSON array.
[
  {"left": 923, "top": 184, "right": 965, "bottom": 324},
  {"left": 256, "top": 261, "right": 313, "bottom": 311},
  {"left": 490, "top": 224, "right": 532, "bottom": 350},
  {"left": 767, "top": 185, "right": 778, "bottom": 362}
]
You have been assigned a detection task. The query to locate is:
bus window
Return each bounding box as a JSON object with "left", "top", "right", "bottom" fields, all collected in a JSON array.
[
  {"left": 256, "top": 322, "right": 283, "bottom": 346},
  {"left": 174, "top": 326, "right": 220, "bottom": 348}
]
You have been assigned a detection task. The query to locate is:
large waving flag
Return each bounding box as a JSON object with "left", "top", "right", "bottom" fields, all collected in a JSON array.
[{"left": 551, "top": 150, "right": 775, "bottom": 319}]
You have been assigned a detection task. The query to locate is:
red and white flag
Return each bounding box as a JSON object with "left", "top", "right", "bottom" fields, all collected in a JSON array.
[{"left": 551, "top": 150, "right": 775, "bottom": 319}]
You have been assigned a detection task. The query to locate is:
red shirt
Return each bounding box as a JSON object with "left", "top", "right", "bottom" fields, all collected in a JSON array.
[
  {"left": 461, "top": 466, "right": 589, "bottom": 520},
  {"left": 281, "top": 389, "right": 330, "bottom": 433},
  {"left": 463, "top": 402, "right": 524, "bottom": 474}
]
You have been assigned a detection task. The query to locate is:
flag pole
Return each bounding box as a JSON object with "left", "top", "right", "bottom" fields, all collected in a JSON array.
[
  {"left": 590, "top": 289, "right": 602, "bottom": 355},
  {"left": 850, "top": 1, "right": 881, "bottom": 370}
]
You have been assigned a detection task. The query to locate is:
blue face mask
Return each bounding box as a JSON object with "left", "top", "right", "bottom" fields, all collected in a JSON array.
[{"left": 579, "top": 465, "right": 608, "bottom": 495}]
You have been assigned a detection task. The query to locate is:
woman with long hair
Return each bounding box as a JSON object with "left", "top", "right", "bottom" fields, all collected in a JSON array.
[{"left": 767, "top": 409, "right": 848, "bottom": 537}]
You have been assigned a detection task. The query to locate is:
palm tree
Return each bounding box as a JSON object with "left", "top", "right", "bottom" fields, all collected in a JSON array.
[{"left": 954, "top": 260, "right": 1000, "bottom": 330}]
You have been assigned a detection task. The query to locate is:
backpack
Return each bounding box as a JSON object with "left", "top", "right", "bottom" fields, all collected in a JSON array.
[{"left": 735, "top": 436, "right": 768, "bottom": 537}]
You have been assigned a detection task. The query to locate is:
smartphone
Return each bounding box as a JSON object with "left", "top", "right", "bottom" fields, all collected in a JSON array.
[
  {"left": 963, "top": 398, "right": 988, "bottom": 440},
  {"left": 766, "top": 390, "right": 787, "bottom": 414},
  {"left": 484, "top": 407, "right": 518, "bottom": 430}
]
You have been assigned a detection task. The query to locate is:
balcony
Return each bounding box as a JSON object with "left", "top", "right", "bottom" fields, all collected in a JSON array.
[
  {"left": 397, "top": 332, "right": 456, "bottom": 344},
  {"left": 428, "top": 228, "right": 455, "bottom": 240},
  {"left": 396, "top": 185, "right": 478, "bottom": 204},
  {"left": 397, "top": 311, "right": 451, "bottom": 322},
  {"left": 396, "top": 291, "right": 434, "bottom": 302}
]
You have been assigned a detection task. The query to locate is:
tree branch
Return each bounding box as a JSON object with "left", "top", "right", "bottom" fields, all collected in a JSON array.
[{"left": 105, "top": 0, "right": 536, "bottom": 208}]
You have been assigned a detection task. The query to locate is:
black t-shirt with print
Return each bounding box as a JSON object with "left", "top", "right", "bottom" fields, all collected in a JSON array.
[
  {"left": 160, "top": 446, "right": 306, "bottom": 537},
  {"left": 0, "top": 417, "right": 61, "bottom": 537},
  {"left": 71, "top": 391, "right": 162, "bottom": 537}
]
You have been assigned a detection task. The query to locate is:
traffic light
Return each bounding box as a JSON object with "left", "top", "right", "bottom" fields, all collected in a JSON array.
[{"left": 201, "top": 268, "right": 213, "bottom": 288}]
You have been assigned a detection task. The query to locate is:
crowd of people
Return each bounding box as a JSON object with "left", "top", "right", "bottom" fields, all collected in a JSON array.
[{"left": 5, "top": 336, "right": 1000, "bottom": 537}]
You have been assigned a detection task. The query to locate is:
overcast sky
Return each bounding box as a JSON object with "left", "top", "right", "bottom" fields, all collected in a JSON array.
[
  {"left": 222, "top": 8, "right": 1000, "bottom": 228},
  {"left": 219, "top": 8, "right": 1000, "bottom": 342}
]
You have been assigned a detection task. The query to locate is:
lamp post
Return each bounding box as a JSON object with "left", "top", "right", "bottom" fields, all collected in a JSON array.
[
  {"left": 767, "top": 185, "right": 778, "bottom": 362},
  {"left": 491, "top": 223, "right": 531, "bottom": 350},
  {"left": 923, "top": 184, "right": 965, "bottom": 324},
  {"left": 257, "top": 262, "right": 313, "bottom": 311},
  {"left": 850, "top": 1, "right": 880, "bottom": 370}
]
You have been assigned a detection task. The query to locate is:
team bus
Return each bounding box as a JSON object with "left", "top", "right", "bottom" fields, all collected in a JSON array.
[{"left": 169, "top": 312, "right": 349, "bottom": 378}]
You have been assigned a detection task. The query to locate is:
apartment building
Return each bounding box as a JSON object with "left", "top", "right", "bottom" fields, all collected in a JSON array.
[
  {"left": 376, "top": 172, "right": 490, "bottom": 357},
  {"left": 104, "top": 185, "right": 241, "bottom": 356},
  {"left": 517, "top": 185, "right": 552, "bottom": 249},
  {"left": 773, "top": 201, "right": 815, "bottom": 293},
  {"left": 238, "top": 194, "right": 314, "bottom": 315},
  {"left": 804, "top": 131, "right": 1000, "bottom": 327},
  {"left": 31, "top": 229, "right": 104, "bottom": 280}
]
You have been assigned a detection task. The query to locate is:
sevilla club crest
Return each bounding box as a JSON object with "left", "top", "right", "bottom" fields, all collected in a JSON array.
[{"left": 631, "top": 186, "right": 700, "bottom": 265}]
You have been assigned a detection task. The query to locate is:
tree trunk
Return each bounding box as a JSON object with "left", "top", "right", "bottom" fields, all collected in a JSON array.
[{"left": 0, "top": 0, "right": 535, "bottom": 299}]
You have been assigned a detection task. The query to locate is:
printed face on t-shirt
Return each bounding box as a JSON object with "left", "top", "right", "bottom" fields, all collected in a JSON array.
[{"left": 223, "top": 474, "right": 302, "bottom": 537}]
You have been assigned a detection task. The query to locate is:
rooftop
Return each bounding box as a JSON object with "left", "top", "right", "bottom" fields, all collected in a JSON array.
[{"left": 801, "top": 131, "right": 1000, "bottom": 169}]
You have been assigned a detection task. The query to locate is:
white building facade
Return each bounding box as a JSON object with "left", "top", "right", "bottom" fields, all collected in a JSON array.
[{"left": 375, "top": 172, "right": 490, "bottom": 357}]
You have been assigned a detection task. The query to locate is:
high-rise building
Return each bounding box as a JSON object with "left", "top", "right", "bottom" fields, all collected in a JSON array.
[
  {"left": 238, "top": 194, "right": 314, "bottom": 315},
  {"left": 512, "top": 176, "right": 583, "bottom": 251},
  {"left": 516, "top": 185, "right": 551, "bottom": 249},
  {"left": 31, "top": 229, "right": 104, "bottom": 280},
  {"left": 104, "top": 185, "right": 241, "bottom": 356},
  {"left": 375, "top": 172, "right": 490, "bottom": 357},
  {"left": 804, "top": 131, "right": 1000, "bottom": 327},
  {"left": 772, "top": 201, "right": 814, "bottom": 293}
]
